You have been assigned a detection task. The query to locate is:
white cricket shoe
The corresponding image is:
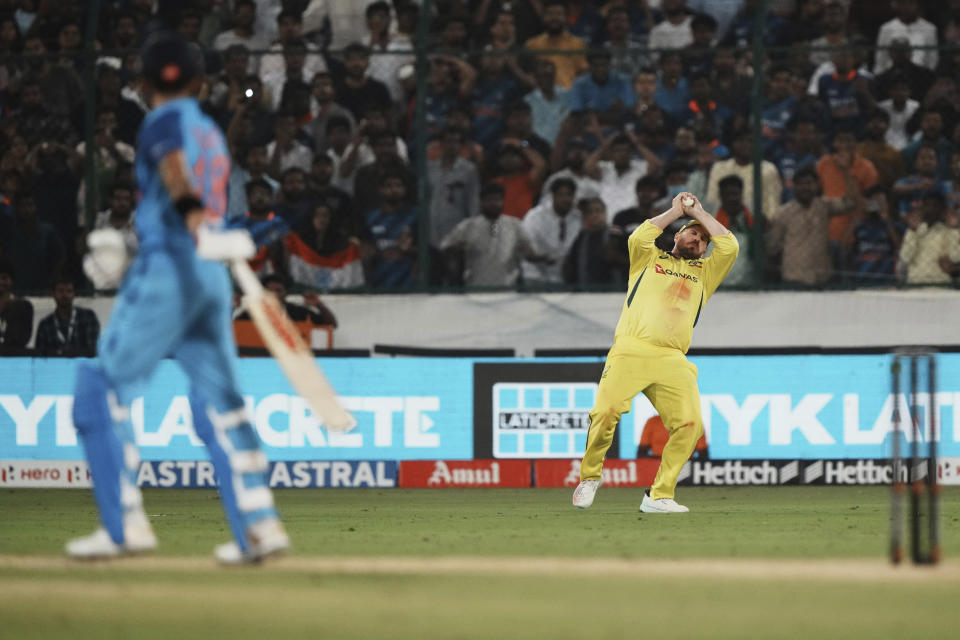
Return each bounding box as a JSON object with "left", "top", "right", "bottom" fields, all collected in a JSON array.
[
  {"left": 215, "top": 518, "right": 290, "bottom": 565},
  {"left": 639, "top": 490, "right": 689, "bottom": 513},
  {"left": 66, "top": 511, "right": 158, "bottom": 559},
  {"left": 572, "top": 479, "right": 602, "bottom": 509}
]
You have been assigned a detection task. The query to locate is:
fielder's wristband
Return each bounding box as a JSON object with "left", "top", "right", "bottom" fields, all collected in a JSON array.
[{"left": 173, "top": 194, "right": 204, "bottom": 218}]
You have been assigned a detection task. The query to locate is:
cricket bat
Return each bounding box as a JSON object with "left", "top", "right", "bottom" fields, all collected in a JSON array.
[{"left": 231, "top": 259, "right": 356, "bottom": 432}]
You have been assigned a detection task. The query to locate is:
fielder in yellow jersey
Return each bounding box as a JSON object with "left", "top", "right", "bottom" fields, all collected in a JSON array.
[{"left": 573, "top": 192, "right": 739, "bottom": 513}]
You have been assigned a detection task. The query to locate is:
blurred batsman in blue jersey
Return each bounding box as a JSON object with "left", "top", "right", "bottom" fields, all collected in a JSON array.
[{"left": 67, "top": 31, "right": 289, "bottom": 564}]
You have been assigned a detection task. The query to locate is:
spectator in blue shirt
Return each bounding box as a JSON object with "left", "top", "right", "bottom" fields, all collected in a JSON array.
[
  {"left": 850, "top": 185, "right": 905, "bottom": 285},
  {"left": 654, "top": 50, "right": 689, "bottom": 122},
  {"left": 774, "top": 116, "right": 823, "bottom": 203},
  {"left": 227, "top": 144, "right": 279, "bottom": 221},
  {"left": 817, "top": 48, "right": 875, "bottom": 140},
  {"left": 903, "top": 109, "right": 955, "bottom": 180},
  {"left": 674, "top": 72, "right": 732, "bottom": 144},
  {"left": 893, "top": 144, "right": 946, "bottom": 216},
  {"left": 760, "top": 65, "right": 798, "bottom": 158},
  {"left": 567, "top": 0, "right": 605, "bottom": 44},
  {"left": 274, "top": 167, "right": 314, "bottom": 227},
  {"left": 684, "top": 13, "right": 718, "bottom": 77},
  {"left": 230, "top": 178, "right": 290, "bottom": 248},
  {"left": 502, "top": 101, "right": 553, "bottom": 163},
  {"left": 569, "top": 50, "right": 635, "bottom": 125},
  {"left": 471, "top": 46, "right": 526, "bottom": 150},
  {"left": 721, "top": 0, "right": 786, "bottom": 49},
  {"left": 603, "top": 6, "right": 653, "bottom": 77},
  {"left": 524, "top": 59, "right": 570, "bottom": 145},
  {"left": 361, "top": 169, "right": 418, "bottom": 289},
  {"left": 633, "top": 106, "right": 675, "bottom": 165}
]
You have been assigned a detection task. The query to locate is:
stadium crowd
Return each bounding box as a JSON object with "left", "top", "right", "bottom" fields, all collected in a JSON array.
[{"left": 2, "top": 0, "right": 960, "bottom": 352}]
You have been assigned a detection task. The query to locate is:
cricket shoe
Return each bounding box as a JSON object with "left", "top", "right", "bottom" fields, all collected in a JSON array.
[
  {"left": 572, "top": 478, "right": 602, "bottom": 509},
  {"left": 639, "top": 490, "right": 689, "bottom": 513},
  {"left": 66, "top": 511, "right": 158, "bottom": 559},
  {"left": 215, "top": 518, "right": 290, "bottom": 565}
]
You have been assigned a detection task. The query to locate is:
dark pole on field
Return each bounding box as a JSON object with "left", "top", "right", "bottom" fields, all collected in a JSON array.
[
  {"left": 749, "top": 0, "right": 769, "bottom": 280},
  {"left": 82, "top": 0, "right": 103, "bottom": 232},
  {"left": 890, "top": 355, "right": 903, "bottom": 564},
  {"left": 927, "top": 355, "right": 940, "bottom": 563},
  {"left": 413, "top": 0, "right": 435, "bottom": 289},
  {"left": 909, "top": 356, "right": 920, "bottom": 564}
]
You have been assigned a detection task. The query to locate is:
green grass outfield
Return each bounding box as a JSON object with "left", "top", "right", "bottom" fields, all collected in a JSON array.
[{"left": 1, "top": 487, "right": 958, "bottom": 638}]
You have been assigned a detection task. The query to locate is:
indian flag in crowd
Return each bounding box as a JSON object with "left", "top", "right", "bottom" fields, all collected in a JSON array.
[{"left": 285, "top": 233, "right": 365, "bottom": 290}]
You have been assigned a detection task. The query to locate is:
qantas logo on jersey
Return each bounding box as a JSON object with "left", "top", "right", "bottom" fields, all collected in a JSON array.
[{"left": 654, "top": 263, "right": 699, "bottom": 282}]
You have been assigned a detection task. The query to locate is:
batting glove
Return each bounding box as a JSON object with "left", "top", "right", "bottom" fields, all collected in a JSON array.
[
  {"left": 195, "top": 225, "right": 256, "bottom": 262},
  {"left": 83, "top": 228, "right": 131, "bottom": 290}
]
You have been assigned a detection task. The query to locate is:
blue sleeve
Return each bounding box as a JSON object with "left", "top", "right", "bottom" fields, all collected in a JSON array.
[
  {"left": 226, "top": 216, "right": 290, "bottom": 248},
  {"left": 139, "top": 110, "right": 184, "bottom": 165},
  {"left": 816, "top": 76, "right": 828, "bottom": 99},
  {"left": 568, "top": 79, "right": 587, "bottom": 111}
]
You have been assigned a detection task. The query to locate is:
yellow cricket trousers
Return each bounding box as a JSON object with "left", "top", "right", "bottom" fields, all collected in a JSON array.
[{"left": 579, "top": 337, "right": 703, "bottom": 500}]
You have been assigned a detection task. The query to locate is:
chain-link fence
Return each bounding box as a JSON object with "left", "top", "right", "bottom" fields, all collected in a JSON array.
[{"left": 2, "top": 0, "right": 960, "bottom": 296}]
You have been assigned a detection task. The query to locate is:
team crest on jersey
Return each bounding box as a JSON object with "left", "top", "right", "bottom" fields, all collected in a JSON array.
[{"left": 688, "top": 260, "right": 703, "bottom": 268}]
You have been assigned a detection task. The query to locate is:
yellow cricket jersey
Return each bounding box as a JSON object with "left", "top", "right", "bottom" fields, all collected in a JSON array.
[{"left": 613, "top": 221, "right": 739, "bottom": 353}]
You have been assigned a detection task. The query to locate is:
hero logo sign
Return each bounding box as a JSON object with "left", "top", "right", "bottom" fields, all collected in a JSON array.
[{"left": 0, "top": 460, "right": 92, "bottom": 487}]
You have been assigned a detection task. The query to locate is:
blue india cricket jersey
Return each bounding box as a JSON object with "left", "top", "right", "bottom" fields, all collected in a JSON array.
[{"left": 135, "top": 97, "right": 229, "bottom": 252}]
